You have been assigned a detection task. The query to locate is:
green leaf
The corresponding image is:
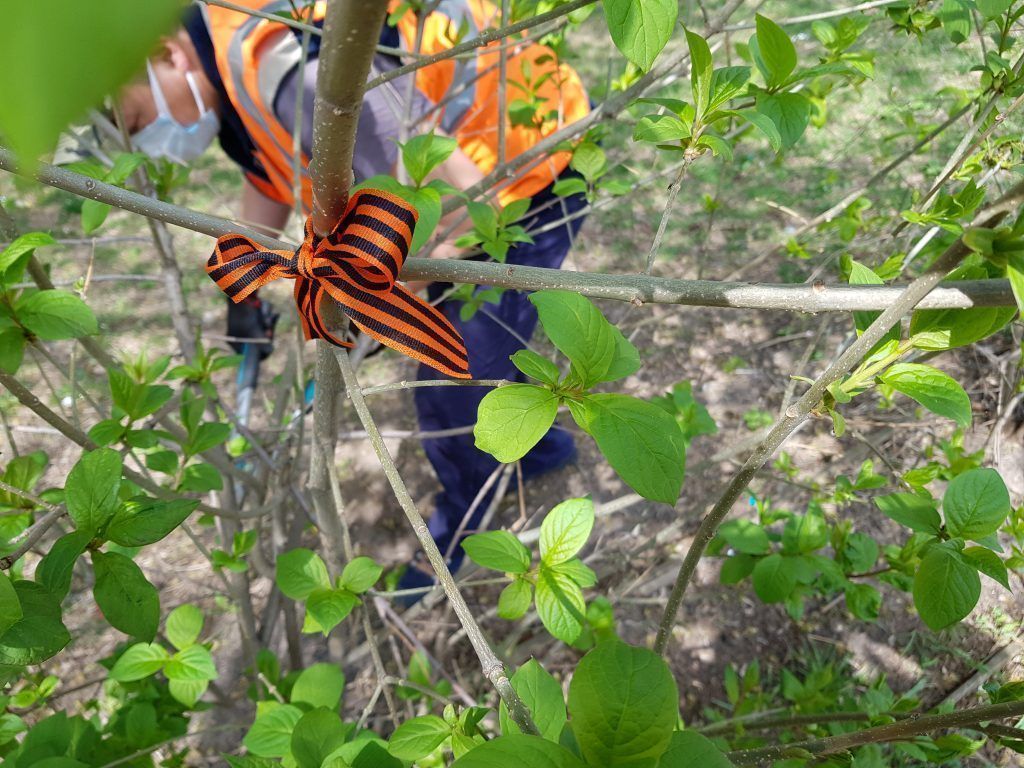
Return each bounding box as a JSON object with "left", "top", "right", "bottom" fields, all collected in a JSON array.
[
  {"left": 276, "top": 548, "right": 331, "bottom": 601},
  {"left": 842, "top": 532, "right": 879, "bottom": 573},
  {"left": 0, "top": 581, "right": 70, "bottom": 667},
  {"left": 388, "top": 715, "right": 451, "bottom": 761},
  {"left": 0, "top": 0, "right": 182, "bottom": 166},
  {"left": 718, "top": 519, "right": 770, "bottom": 555},
  {"left": 106, "top": 152, "right": 147, "bottom": 185},
  {"left": 179, "top": 462, "right": 222, "bottom": 492},
  {"left": 939, "top": 0, "right": 971, "bottom": 43},
  {"left": 568, "top": 640, "right": 678, "bottom": 768},
  {"left": 530, "top": 290, "right": 625, "bottom": 387},
  {"left": 697, "top": 134, "right": 733, "bottom": 161},
  {"left": 977, "top": 0, "right": 1013, "bottom": 19},
  {"left": 65, "top": 448, "right": 122, "bottom": 535},
  {"left": 962, "top": 546, "right": 1010, "bottom": 590},
  {"left": 708, "top": 66, "right": 751, "bottom": 111},
  {"left": 535, "top": 567, "right": 586, "bottom": 644},
  {"left": 603, "top": 0, "right": 677, "bottom": 71},
  {"left": 879, "top": 363, "right": 972, "bottom": 428},
  {"left": 0, "top": 233, "right": 55, "bottom": 286},
  {"left": 467, "top": 201, "right": 499, "bottom": 239},
  {"left": 684, "top": 29, "right": 713, "bottom": 117},
  {"left": 450, "top": 735, "right": 588, "bottom": 768},
  {"left": 187, "top": 421, "right": 231, "bottom": 456},
  {"left": 462, "top": 530, "right": 532, "bottom": 573},
  {"left": 109, "top": 642, "right": 169, "bottom": 682},
  {"left": 244, "top": 704, "right": 304, "bottom": 758},
  {"left": 0, "top": 573, "right": 21, "bottom": 638},
  {"left": 553, "top": 557, "right": 597, "bottom": 588},
  {"left": 910, "top": 306, "right": 1015, "bottom": 350},
  {"left": 604, "top": 326, "right": 642, "bottom": 382},
  {"left": 572, "top": 394, "right": 686, "bottom": 504},
  {"left": 401, "top": 132, "right": 457, "bottom": 187},
  {"left": 753, "top": 15, "right": 797, "bottom": 88},
  {"left": 913, "top": 543, "right": 981, "bottom": 630},
  {"left": 80, "top": 200, "right": 111, "bottom": 234},
  {"left": 292, "top": 663, "right": 346, "bottom": 710},
  {"left": 164, "top": 644, "right": 217, "bottom": 682},
  {"left": 755, "top": 92, "right": 811, "bottom": 150},
  {"left": 657, "top": 730, "right": 736, "bottom": 767},
  {"left": 943, "top": 467, "right": 1011, "bottom": 540},
  {"left": 552, "top": 177, "right": 589, "bottom": 198},
  {"left": 105, "top": 497, "right": 197, "bottom": 546},
  {"left": 35, "top": 530, "right": 91, "bottom": 601},
  {"left": 499, "top": 659, "right": 567, "bottom": 741},
  {"left": 734, "top": 108, "right": 782, "bottom": 152},
  {"left": 511, "top": 350, "right": 561, "bottom": 386},
  {"left": 847, "top": 260, "right": 899, "bottom": 345},
  {"left": 751, "top": 553, "right": 798, "bottom": 603},
  {"left": 165, "top": 604, "right": 203, "bottom": 651},
  {"left": 169, "top": 678, "right": 208, "bottom": 708},
  {"left": 475, "top": 384, "right": 559, "bottom": 463},
  {"left": 570, "top": 142, "right": 607, "bottom": 183},
  {"left": 292, "top": 708, "right": 348, "bottom": 768},
  {"left": 0, "top": 451, "right": 47, "bottom": 510},
  {"left": 633, "top": 114, "right": 691, "bottom": 144},
  {"left": 304, "top": 588, "right": 359, "bottom": 635},
  {"left": 91, "top": 551, "right": 159, "bottom": 641},
  {"left": 497, "top": 578, "right": 533, "bottom": 620},
  {"left": 874, "top": 493, "right": 942, "bottom": 535},
  {"left": 719, "top": 554, "right": 755, "bottom": 584},
  {"left": 539, "top": 498, "right": 594, "bottom": 566},
  {"left": 14, "top": 290, "right": 97, "bottom": 340},
  {"left": 339, "top": 557, "right": 382, "bottom": 594},
  {"left": 845, "top": 582, "right": 881, "bottom": 621},
  {"left": 0, "top": 327, "right": 25, "bottom": 376},
  {"left": 88, "top": 418, "right": 126, "bottom": 447}
]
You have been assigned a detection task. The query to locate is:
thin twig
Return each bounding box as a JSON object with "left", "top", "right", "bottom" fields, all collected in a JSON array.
[
  {"left": 728, "top": 699, "right": 1024, "bottom": 763},
  {"left": 334, "top": 348, "right": 540, "bottom": 735}
]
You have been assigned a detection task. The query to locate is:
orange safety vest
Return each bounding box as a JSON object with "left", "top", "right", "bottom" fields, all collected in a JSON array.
[
  {"left": 388, "top": 0, "right": 590, "bottom": 204},
  {"left": 202, "top": 0, "right": 589, "bottom": 211}
]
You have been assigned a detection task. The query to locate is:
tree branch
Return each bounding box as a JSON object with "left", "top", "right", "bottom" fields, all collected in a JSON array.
[
  {"left": 2, "top": 150, "right": 1015, "bottom": 313},
  {"left": 728, "top": 699, "right": 1024, "bottom": 763},
  {"left": 309, "top": 0, "right": 390, "bottom": 234}
]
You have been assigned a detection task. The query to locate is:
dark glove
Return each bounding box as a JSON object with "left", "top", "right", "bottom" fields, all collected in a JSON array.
[{"left": 226, "top": 294, "right": 279, "bottom": 360}]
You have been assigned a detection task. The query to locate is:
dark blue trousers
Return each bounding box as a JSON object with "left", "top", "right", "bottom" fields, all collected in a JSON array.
[{"left": 413, "top": 181, "right": 588, "bottom": 575}]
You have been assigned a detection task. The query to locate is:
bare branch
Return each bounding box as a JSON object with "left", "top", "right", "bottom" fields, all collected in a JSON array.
[
  {"left": 2, "top": 150, "right": 1015, "bottom": 313},
  {"left": 728, "top": 699, "right": 1024, "bottom": 763}
]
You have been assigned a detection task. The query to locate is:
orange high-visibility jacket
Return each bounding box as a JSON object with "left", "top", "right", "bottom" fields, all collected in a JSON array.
[{"left": 203, "top": 0, "right": 590, "bottom": 210}]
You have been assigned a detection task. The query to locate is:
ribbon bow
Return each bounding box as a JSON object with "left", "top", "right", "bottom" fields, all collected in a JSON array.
[{"left": 206, "top": 189, "right": 470, "bottom": 379}]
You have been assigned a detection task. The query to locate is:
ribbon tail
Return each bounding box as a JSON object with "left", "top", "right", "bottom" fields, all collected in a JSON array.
[
  {"left": 320, "top": 279, "right": 471, "bottom": 379},
  {"left": 207, "top": 235, "right": 295, "bottom": 304},
  {"left": 293, "top": 278, "right": 353, "bottom": 349}
]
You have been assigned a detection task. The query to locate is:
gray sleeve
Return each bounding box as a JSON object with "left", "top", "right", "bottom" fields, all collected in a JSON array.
[{"left": 274, "top": 53, "right": 433, "bottom": 184}]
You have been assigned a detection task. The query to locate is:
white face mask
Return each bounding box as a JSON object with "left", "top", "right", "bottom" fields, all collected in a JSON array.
[{"left": 132, "top": 60, "right": 219, "bottom": 164}]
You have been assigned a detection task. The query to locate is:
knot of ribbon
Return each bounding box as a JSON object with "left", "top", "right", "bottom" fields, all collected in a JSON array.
[{"left": 206, "top": 189, "right": 470, "bottom": 379}]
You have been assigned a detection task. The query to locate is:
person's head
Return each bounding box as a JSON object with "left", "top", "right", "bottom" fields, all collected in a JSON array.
[{"left": 118, "top": 28, "right": 221, "bottom": 164}]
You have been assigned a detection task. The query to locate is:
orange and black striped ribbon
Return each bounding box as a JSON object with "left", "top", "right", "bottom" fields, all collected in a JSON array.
[{"left": 206, "top": 189, "right": 471, "bottom": 379}]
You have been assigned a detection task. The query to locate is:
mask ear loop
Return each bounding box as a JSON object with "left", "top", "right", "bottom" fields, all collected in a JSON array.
[
  {"left": 185, "top": 71, "right": 208, "bottom": 115},
  {"left": 145, "top": 60, "right": 173, "bottom": 118}
]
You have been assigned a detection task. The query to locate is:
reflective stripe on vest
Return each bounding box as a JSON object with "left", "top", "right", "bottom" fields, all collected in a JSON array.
[{"left": 208, "top": 0, "right": 317, "bottom": 209}]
